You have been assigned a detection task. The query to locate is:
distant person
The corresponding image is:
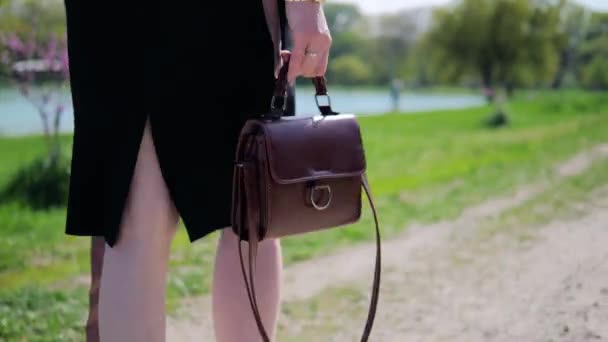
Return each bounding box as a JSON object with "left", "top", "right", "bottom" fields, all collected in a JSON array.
[
  {"left": 483, "top": 86, "right": 496, "bottom": 102},
  {"left": 390, "top": 79, "right": 404, "bottom": 112},
  {"left": 62, "top": 0, "right": 331, "bottom": 341}
]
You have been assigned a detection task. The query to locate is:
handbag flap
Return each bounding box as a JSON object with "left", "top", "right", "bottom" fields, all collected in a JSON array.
[{"left": 260, "top": 114, "right": 366, "bottom": 184}]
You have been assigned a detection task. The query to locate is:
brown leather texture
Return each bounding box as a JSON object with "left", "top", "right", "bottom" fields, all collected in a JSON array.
[
  {"left": 264, "top": 115, "right": 365, "bottom": 183},
  {"left": 233, "top": 116, "right": 365, "bottom": 241}
]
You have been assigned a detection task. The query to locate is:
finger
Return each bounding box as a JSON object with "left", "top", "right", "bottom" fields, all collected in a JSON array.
[
  {"left": 301, "top": 52, "right": 319, "bottom": 78},
  {"left": 280, "top": 50, "right": 291, "bottom": 63},
  {"left": 288, "top": 39, "right": 306, "bottom": 84},
  {"left": 307, "top": 33, "right": 331, "bottom": 77},
  {"left": 276, "top": 50, "right": 291, "bottom": 78},
  {"left": 314, "top": 51, "right": 330, "bottom": 77}
]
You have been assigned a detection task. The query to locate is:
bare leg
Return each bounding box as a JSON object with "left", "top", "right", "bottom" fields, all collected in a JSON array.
[
  {"left": 212, "top": 229, "right": 283, "bottom": 342},
  {"left": 98, "top": 120, "right": 179, "bottom": 342},
  {"left": 85, "top": 236, "right": 105, "bottom": 342}
]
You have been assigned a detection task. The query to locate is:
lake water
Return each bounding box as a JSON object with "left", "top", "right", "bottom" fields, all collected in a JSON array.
[{"left": 0, "top": 87, "right": 485, "bottom": 136}]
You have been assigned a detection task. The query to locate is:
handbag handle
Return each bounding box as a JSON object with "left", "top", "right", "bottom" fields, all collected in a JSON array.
[{"left": 270, "top": 52, "right": 336, "bottom": 116}]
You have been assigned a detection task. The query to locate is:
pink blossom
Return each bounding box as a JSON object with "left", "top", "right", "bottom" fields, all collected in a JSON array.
[
  {"left": 61, "top": 49, "right": 70, "bottom": 78},
  {"left": 43, "top": 36, "right": 58, "bottom": 66},
  {"left": 6, "top": 33, "right": 25, "bottom": 54},
  {"left": 24, "top": 36, "right": 36, "bottom": 58}
]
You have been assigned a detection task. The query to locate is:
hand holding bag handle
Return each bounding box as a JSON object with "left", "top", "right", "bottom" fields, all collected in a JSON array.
[
  {"left": 236, "top": 51, "right": 382, "bottom": 342},
  {"left": 268, "top": 52, "right": 336, "bottom": 118}
]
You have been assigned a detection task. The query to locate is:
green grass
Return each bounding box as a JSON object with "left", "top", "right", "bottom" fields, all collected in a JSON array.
[
  {"left": 0, "top": 90, "right": 607, "bottom": 339},
  {"left": 0, "top": 286, "right": 87, "bottom": 342},
  {"left": 481, "top": 158, "right": 608, "bottom": 238}
]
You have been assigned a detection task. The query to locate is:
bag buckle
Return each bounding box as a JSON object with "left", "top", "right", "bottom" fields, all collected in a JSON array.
[{"left": 310, "top": 184, "right": 332, "bottom": 211}]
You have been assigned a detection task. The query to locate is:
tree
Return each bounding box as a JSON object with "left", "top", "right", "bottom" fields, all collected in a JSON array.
[
  {"left": 581, "top": 56, "right": 608, "bottom": 90},
  {"left": 551, "top": 3, "right": 591, "bottom": 88},
  {"left": 421, "top": 0, "right": 564, "bottom": 99},
  {"left": 323, "top": 3, "right": 370, "bottom": 69},
  {"left": 365, "top": 14, "right": 418, "bottom": 84},
  {"left": 1, "top": 32, "right": 70, "bottom": 164},
  {"left": 328, "top": 55, "right": 372, "bottom": 85},
  {"left": 0, "top": 0, "right": 66, "bottom": 76},
  {"left": 324, "top": 3, "right": 419, "bottom": 85},
  {"left": 0, "top": 31, "right": 71, "bottom": 208},
  {"left": 578, "top": 12, "right": 608, "bottom": 90},
  {"left": 324, "top": 3, "right": 363, "bottom": 33}
]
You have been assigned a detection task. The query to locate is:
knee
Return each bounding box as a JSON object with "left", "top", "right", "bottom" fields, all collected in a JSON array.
[{"left": 112, "top": 211, "right": 177, "bottom": 253}]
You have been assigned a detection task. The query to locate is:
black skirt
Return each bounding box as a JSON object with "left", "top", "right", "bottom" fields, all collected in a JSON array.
[{"left": 63, "top": 2, "right": 282, "bottom": 247}]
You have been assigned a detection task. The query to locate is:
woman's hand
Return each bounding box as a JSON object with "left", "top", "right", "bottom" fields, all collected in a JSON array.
[{"left": 286, "top": 1, "right": 332, "bottom": 84}]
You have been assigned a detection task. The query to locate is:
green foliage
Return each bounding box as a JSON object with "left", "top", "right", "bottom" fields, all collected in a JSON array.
[
  {"left": 581, "top": 55, "right": 608, "bottom": 90},
  {"left": 530, "top": 90, "right": 608, "bottom": 114},
  {"left": 576, "top": 12, "right": 608, "bottom": 90},
  {"left": 363, "top": 14, "right": 418, "bottom": 84},
  {"left": 421, "top": 0, "right": 564, "bottom": 92},
  {"left": 323, "top": 3, "right": 363, "bottom": 33},
  {"left": 0, "top": 0, "right": 66, "bottom": 35},
  {"left": 328, "top": 31, "right": 366, "bottom": 59},
  {"left": 328, "top": 55, "right": 372, "bottom": 85},
  {"left": 324, "top": 3, "right": 418, "bottom": 85},
  {"left": 1, "top": 155, "right": 70, "bottom": 209},
  {"left": 0, "top": 287, "right": 85, "bottom": 341},
  {"left": 485, "top": 109, "right": 510, "bottom": 128}
]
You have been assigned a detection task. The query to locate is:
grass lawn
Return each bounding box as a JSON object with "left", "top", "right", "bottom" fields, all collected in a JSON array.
[{"left": 0, "top": 90, "right": 607, "bottom": 340}]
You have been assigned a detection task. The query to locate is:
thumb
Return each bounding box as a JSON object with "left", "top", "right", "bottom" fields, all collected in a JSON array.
[{"left": 275, "top": 50, "right": 291, "bottom": 78}]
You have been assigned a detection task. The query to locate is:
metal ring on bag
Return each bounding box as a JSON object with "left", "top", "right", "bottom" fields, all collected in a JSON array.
[{"left": 310, "top": 184, "right": 332, "bottom": 211}]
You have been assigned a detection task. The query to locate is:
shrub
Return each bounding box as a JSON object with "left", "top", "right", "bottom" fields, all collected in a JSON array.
[
  {"left": 1, "top": 155, "right": 70, "bottom": 209},
  {"left": 485, "top": 109, "right": 510, "bottom": 128},
  {"left": 581, "top": 56, "right": 608, "bottom": 91}
]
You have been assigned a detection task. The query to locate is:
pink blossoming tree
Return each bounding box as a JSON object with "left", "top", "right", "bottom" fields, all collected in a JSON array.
[{"left": 1, "top": 32, "right": 70, "bottom": 164}]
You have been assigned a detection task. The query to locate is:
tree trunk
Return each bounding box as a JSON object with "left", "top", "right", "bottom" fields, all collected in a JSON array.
[
  {"left": 49, "top": 110, "right": 64, "bottom": 166},
  {"left": 552, "top": 49, "right": 570, "bottom": 89},
  {"left": 505, "top": 83, "right": 515, "bottom": 98},
  {"left": 481, "top": 65, "right": 495, "bottom": 103}
]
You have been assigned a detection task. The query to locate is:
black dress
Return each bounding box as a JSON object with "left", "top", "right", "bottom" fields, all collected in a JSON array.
[{"left": 63, "top": 2, "right": 286, "bottom": 247}]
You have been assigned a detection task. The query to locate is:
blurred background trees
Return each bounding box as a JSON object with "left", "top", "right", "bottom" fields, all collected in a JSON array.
[
  {"left": 579, "top": 12, "right": 608, "bottom": 90},
  {"left": 418, "top": 0, "right": 606, "bottom": 94},
  {"left": 1, "top": 0, "right": 607, "bottom": 91}
]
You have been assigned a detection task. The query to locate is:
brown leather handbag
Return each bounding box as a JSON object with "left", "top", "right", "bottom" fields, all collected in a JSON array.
[{"left": 232, "top": 53, "right": 381, "bottom": 342}]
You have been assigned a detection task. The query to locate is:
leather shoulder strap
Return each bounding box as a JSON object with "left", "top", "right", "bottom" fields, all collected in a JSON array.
[
  {"left": 237, "top": 173, "right": 381, "bottom": 342},
  {"left": 360, "top": 173, "right": 382, "bottom": 341}
]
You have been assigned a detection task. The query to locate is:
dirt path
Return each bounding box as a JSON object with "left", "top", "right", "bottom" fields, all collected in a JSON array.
[
  {"left": 277, "top": 189, "right": 608, "bottom": 341},
  {"left": 167, "top": 145, "right": 608, "bottom": 341}
]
